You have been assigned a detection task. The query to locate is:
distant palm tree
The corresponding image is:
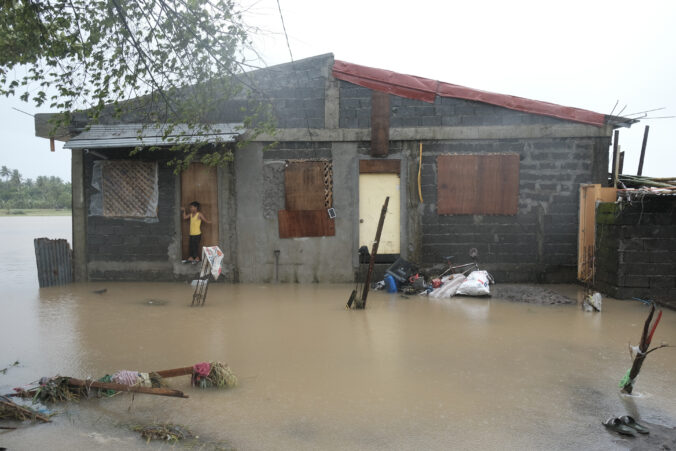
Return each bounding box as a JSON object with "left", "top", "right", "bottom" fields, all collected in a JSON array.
[
  {"left": 0, "top": 166, "right": 10, "bottom": 180},
  {"left": 10, "top": 169, "right": 21, "bottom": 185}
]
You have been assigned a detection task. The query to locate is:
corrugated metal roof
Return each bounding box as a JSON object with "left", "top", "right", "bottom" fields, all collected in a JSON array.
[
  {"left": 64, "top": 123, "right": 243, "bottom": 149},
  {"left": 332, "top": 60, "right": 611, "bottom": 127}
]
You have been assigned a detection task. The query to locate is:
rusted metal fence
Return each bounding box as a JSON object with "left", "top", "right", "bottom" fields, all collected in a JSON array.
[{"left": 34, "top": 238, "right": 73, "bottom": 287}]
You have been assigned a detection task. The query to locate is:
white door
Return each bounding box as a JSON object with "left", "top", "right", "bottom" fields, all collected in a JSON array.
[{"left": 359, "top": 173, "right": 400, "bottom": 254}]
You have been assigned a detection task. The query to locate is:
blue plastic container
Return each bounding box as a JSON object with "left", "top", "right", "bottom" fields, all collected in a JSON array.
[{"left": 384, "top": 274, "right": 398, "bottom": 293}]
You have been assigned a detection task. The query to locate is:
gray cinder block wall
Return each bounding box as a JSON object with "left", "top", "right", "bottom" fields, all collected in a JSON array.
[
  {"left": 595, "top": 197, "right": 676, "bottom": 306},
  {"left": 418, "top": 137, "right": 609, "bottom": 282},
  {"left": 70, "top": 53, "right": 618, "bottom": 283},
  {"left": 84, "top": 149, "right": 178, "bottom": 280}
]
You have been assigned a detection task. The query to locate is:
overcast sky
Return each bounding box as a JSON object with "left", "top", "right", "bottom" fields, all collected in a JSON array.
[{"left": 1, "top": 0, "right": 674, "bottom": 181}]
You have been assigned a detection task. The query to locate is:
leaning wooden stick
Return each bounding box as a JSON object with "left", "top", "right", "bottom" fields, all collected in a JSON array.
[
  {"left": 358, "top": 196, "right": 389, "bottom": 309},
  {"left": 66, "top": 378, "right": 189, "bottom": 398},
  {"left": 621, "top": 303, "right": 662, "bottom": 394}
]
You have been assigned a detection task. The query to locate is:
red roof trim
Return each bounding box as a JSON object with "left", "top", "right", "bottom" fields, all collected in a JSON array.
[{"left": 332, "top": 60, "right": 607, "bottom": 127}]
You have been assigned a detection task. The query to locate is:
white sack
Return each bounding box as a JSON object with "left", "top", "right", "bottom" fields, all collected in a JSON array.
[{"left": 456, "top": 270, "right": 493, "bottom": 296}]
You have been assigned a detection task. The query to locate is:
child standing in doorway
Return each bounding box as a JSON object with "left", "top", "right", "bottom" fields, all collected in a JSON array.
[{"left": 181, "top": 201, "right": 210, "bottom": 263}]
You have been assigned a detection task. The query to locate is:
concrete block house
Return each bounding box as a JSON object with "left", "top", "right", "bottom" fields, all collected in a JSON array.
[{"left": 35, "top": 53, "right": 634, "bottom": 283}]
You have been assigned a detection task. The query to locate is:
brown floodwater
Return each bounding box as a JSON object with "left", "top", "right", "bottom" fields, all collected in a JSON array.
[{"left": 1, "top": 216, "right": 676, "bottom": 450}]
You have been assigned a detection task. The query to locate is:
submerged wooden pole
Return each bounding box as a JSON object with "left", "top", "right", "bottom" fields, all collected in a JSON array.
[
  {"left": 359, "top": 196, "right": 389, "bottom": 309},
  {"left": 66, "top": 378, "right": 189, "bottom": 398}
]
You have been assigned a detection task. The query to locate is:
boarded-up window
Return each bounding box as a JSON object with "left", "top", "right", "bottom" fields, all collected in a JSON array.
[
  {"left": 437, "top": 154, "right": 519, "bottom": 215},
  {"left": 278, "top": 160, "right": 334, "bottom": 238},
  {"left": 90, "top": 160, "right": 158, "bottom": 218}
]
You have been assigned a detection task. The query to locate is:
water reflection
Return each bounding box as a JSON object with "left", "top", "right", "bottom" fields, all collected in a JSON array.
[{"left": 1, "top": 217, "right": 675, "bottom": 450}]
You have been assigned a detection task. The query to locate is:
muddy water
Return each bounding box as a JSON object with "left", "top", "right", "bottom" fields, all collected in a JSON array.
[{"left": 1, "top": 217, "right": 676, "bottom": 450}]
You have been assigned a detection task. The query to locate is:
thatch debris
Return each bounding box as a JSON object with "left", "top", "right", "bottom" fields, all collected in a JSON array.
[
  {"left": 0, "top": 396, "right": 51, "bottom": 423},
  {"left": 133, "top": 423, "right": 193, "bottom": 443}
]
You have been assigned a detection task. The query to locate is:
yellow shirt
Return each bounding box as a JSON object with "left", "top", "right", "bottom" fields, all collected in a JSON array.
[{"left": 189, "top": 213, "right": 202, "bottom": 236}]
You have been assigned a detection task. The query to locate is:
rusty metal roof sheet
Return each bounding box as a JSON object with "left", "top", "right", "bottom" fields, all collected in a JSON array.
[
  {"left": 64, "top": 123, "right": 242, "bottom": 149},
  {"left": 333, "top": 60, "right": 614, "bottom": 127}
]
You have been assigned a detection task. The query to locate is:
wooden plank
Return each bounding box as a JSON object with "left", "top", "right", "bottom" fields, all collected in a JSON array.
[
  {"left": 371, "top": 91, "right": 390, "bottom": 157},
  {"left": 477, "top": 154, "right": 519, "bottom": 215},
  {"left": 181, "top": 163, "right": 219, "bottom": 259},
  {"left": 285, "top": 161, "right": 326, "bottom": 210},
  {"left": 437, "top": 155, "right": 478, "bottom": 215},
  {"left": 66, "top": 378, "right": 189, "bottom": 398},
  {"left": 577, "top": 184, "right": 617, "bottom": 280},
  {"left": 359, "top": 159, "right": 400, "bottom": 174},
  {"left": 438, "top": 154, "right": 519, "bottom": 215},
  {"left": 278, "top": 210, "right": 335, "bottom": 238}
]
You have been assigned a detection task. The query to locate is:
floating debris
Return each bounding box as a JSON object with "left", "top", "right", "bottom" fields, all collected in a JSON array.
[
  {"left": 0, "top": 361, "right": 19, "bottom": 376},
  {"left": 143, "top": 299, "right": 169, "bottom": 306},
  {"left": 0, "top": 396, "right": 51, "bottom": 423},
  {"left": 133, "top": 423, "right": 192, "bottom": 443},
  {"left": 30, "top": 377, "right": 82, "bottom": 403},
  {"left": 92, "top": 288, "right": 107, "bottom": 294},
  {"left": 191, "top": 362, "right": 238, "bottom": 389}
]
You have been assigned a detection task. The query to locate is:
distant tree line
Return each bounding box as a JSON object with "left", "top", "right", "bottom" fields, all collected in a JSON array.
[{"left": 0, "top": 165, "right": 71, "bottom": 210}]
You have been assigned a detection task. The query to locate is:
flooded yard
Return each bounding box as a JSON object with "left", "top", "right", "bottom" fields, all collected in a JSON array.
[{"left": 1, "top": 217, "right": 675, "bottom": 450}]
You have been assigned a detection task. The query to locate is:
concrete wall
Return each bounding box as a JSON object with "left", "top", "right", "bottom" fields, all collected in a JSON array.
[
  {"left": 418, "top": 137, "right": 609, "bottom": 282},
  {"left": 595, "top": 197, "right": 676, "bottom": 306},
  {"left": 234, "top": 141, "right": 358, "bottom": 283},
  {"left": 83, "top": 149, "right": 179, "bottom": 280},
  {"left": 339, "top": 82, "right": 573, "bottom": 129}
]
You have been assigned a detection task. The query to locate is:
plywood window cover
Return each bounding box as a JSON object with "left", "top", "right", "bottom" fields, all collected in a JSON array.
[
  {"left": 101, "top": 161, "right": 158, "bottom": 218},
  {"left": 278, "top": 210, "right": 336, "bottom": 238},
  {"left": 279, "top": 159, "right": 334, "bottom": 238},
  {"left": 284, "top": 160, "right": 333, "bottom": 210},
  {"left": 437, "top": 153, "right": 519, "bottom": 215}
]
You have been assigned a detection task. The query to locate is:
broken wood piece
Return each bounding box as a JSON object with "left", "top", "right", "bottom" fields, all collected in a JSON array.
[
  {"left": 66, "top": 378, "right": 188, "bottom": 398},
  {"left": 0, "top": 397, "right": 51, "bottom": 423},
  {"left": 154, "top": 367, "right": 194, "bottom": 378},
  {"left": 621, "top": 304, "right": 662, "bottom": 394}
]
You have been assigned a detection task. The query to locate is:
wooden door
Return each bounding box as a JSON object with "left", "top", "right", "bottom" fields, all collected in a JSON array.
[
  {"left": 359, "top": 173, "right": 400, "bottom": 254},
  {"left": 181, "top": 163, "right": 219, "bottom": 259},
  {"left": 577, "top": 184, "right": 616, "bottom": 281}
]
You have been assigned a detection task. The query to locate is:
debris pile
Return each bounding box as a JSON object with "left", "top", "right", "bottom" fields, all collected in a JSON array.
[
  {"left": 374, "top": 251, "right": 494, "bottom": 298},
  {"left": 133, "top": 423, "right": 193, "bottom": 443},
  {"left": 0, "top": 396, "right": 51, "bottom": 423}
]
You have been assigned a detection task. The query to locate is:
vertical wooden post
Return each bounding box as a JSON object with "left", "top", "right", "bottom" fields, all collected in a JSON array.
[
  {"left": 610, "top": 130, "right": 620, "bottom": 188},
  {"left": 637, "top": 125, "right": 650, "bottom": 176},
  {"left": 371, "top": 91, "right": 390, "bottom": 157},
  {"left": 618, "top": 150, "right": 625, "bottom": 176}
]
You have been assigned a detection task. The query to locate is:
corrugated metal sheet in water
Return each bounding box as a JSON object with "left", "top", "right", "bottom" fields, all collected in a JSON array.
[{"left": 34, "top": 238, "right": 73, "bottom": 287}]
